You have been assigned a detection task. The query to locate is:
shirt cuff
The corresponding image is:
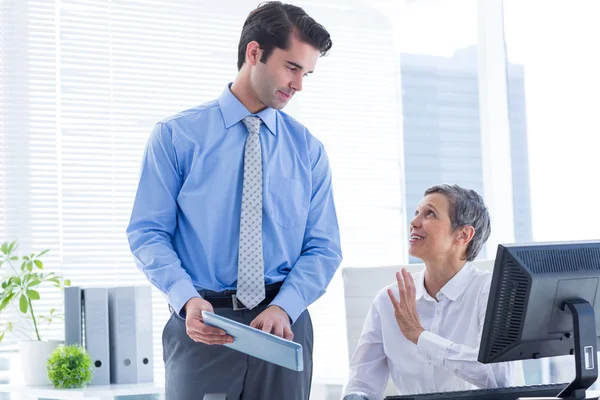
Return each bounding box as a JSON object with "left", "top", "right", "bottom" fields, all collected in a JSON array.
[
  {"left": 417, "top": 330, "right": 453, "bottom": 365},
  {"left": 269, "top": 286, "right": 305, "bottom": 324},
  {"left": 342, "top": 393, "right": 370, "bottom": 400},
  {"left": 167, "top": 278, "right": 201, "bottom": 318}
]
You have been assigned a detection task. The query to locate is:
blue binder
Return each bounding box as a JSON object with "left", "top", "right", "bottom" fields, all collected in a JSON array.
[{"left": 202, "top": 311, "right": 304, "bottom": 371}]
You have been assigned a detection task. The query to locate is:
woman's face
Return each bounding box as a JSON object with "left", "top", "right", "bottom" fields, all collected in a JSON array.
[{"left": 409, "top": 193, "right": 461, "bottom": 262}]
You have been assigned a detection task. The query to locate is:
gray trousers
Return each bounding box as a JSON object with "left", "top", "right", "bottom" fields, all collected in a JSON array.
[{"left": 163, "top": 304, "right": 313, "bottom": 400}]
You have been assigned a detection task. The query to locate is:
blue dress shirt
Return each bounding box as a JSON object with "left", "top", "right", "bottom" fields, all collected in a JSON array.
[{"left": 126, "top": 84, "right": 342, "bottom": 323}]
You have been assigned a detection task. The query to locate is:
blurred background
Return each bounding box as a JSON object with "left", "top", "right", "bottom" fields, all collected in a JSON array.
[{"left": 1, "top": 0, "right": 599, "bottom": 398}]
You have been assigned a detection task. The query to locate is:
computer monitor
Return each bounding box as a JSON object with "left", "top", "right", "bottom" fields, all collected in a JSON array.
[{"left": 478, "top": 241, "right": 600, "bottom": 399}]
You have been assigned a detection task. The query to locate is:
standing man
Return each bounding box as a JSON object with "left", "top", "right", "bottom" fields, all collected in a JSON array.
[{"left": 126, "top": 2, "right": 342, "bottom": 399}]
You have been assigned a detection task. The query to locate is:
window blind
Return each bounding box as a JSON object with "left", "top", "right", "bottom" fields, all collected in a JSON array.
[{"left": 0, "top": 0, "right": 406, "bottom": 385}]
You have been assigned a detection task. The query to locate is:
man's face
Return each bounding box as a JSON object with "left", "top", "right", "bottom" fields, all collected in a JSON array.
[{"left": 250, "top": 35, "right": 320, "bottom": 110}]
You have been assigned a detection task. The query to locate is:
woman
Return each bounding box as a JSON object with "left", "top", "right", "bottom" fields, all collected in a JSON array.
[{"left": 342, "top": 184, "right": 522, "bottom": 400}]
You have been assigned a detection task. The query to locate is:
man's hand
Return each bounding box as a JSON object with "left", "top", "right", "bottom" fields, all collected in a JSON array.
[
  {"left": 387, "top": 268, "right": 425, "bottom": 344},
  {"left": 250, "top": 305, "right": 294, "bottom": 340},
  {"left": 184, "top": 297, "right": 234, "bottom": 345}
]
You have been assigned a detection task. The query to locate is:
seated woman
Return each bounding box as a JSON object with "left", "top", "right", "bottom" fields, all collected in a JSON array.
[{"left": 342, "top": 184, "right": 523, "bottom": 400}]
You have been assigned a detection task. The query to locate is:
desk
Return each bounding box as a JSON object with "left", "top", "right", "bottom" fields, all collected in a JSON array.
[{"left": 0, "top": 383, "right": 164, "bottom": 400}]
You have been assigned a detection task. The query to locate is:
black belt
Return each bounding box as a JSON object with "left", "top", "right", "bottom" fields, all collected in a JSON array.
[{"left": 201, "top": 281, "right": 283, "bottom": 311}]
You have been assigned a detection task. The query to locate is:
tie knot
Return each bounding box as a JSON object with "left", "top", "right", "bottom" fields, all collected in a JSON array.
[{"left": 242, "top": 116, "right": 262, "bottom": 136}]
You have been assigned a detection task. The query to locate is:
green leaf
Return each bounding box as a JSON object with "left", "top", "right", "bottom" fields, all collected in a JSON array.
[
  {"left": 20, "top": 261, "right": 27, "bottom": 271},
  {"left": 50, "top": 308, "right": 56, "bottom": 314},
  {"left": 36, "top": 249, "right": 50, "bottom": 258},
  {"left": 0, "top": 293, "right": 15, "bottom": 312},
  {"left": 8, "top": 241, "right": 17, "bottom": 254},
  {"left": 30, "top": 279, "right": 41, "bottom": 287},
  {"left": 0, "top": 333, "right": 4, "bottom": 342},
  {"left": 34, "top": 260, "right": 43, "bottom": 269},
  {"left": 27, "top": 261, "right": 33, "bottom": 272},
  {"left": 22, "top": 255, "right": 29, "bottom": 261},
  {"left": 11, "top": 277, "right": 21, "bottom": 286},
  {"left": 19, "top": 294, "right": 28, "bottom": 313},
  {"left": 27, "top": 290, "right": 40, "bottom": 300},
  {"left": 64, "top": 279, "right": 71, "bottom": 286},
  {"left": 0, "top": 242, "right": 8, "bottom": 255},
  {"left": 9, "top": 256, "right": 18, "bottom": 261}
]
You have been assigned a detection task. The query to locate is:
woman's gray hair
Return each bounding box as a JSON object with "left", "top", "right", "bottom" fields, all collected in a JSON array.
[{"left": 424, "top": 184, "right": 491, "bottom": 262}]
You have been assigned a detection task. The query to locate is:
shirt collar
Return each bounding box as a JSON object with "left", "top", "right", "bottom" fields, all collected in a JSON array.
[
  {"left": 416, "top": 262, "right": 477, "bottom": 302},
  {"left": 217, "top": 83, "right": 277, "bottom": 136}
]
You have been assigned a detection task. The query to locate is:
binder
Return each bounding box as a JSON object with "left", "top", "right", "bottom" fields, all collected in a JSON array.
[
  {"left": 108, "top": 285, "right": 154, "bottom": 384},
  {"left": 64, "top": 286, "right": 82, "bottom": 346},
  {"left": 82, "top": 287, "right": 111, "bottom": 385}
]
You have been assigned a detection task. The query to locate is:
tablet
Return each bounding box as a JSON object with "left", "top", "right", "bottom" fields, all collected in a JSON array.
[{"left": 201, "top": 310, "right": 304, "bottom": 371}]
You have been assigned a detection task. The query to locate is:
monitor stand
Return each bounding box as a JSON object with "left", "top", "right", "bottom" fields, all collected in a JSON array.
[{"left": 519, "top": 301, "right": 598, "bottom": 400}]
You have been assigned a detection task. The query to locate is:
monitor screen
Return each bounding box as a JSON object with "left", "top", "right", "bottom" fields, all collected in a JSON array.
[{"left": 478, "top": 241, "right": 600, "bottom": 398}]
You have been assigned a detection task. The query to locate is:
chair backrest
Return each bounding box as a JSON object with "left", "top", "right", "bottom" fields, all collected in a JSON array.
[{"left": 341, "top": 260, "right": 496, "bottom": 395}]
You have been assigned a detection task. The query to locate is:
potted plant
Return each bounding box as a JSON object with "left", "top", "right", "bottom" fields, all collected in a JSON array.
[
  {"left": 0, "top": 240, "right": 70, "bottom": 386},
  {"left": 47, "top": 344, "right": 93, "bottom": 388}
]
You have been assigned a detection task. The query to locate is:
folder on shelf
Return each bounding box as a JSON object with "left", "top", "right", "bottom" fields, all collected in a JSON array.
[
  {"left": 82, "top": 287, "right": 111, "bottom": 385},
  {"left": 108, "top": 285, "right": 154, "bottom": 384},
  {"left": 64, "top": 286, "right": 83, "bottom": 346}
]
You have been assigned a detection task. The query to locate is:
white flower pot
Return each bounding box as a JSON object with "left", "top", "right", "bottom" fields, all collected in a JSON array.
[{"left": 18, "top": 339, "right": 63, "bottom": 386}]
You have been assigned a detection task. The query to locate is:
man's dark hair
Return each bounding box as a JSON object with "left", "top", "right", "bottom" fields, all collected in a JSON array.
[{"left": 237, "top": 1, "right": 332, "bottom": 70}]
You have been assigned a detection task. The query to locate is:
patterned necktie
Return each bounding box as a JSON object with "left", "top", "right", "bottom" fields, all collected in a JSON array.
[{"left": 236, "top": 116, "right": 265, "bottom": 309}]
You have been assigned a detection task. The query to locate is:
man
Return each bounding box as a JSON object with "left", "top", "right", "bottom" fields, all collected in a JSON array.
[{"left": 126, "top": 2, "right": 342, "bottom": 399}]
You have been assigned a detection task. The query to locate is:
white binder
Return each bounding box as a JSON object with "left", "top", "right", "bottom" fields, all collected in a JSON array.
[
  {"left": 82, "top": 287, "right": 111, "bottom": 385},
  {"left": 64, "top": 286, "right": 82, "bottom": 346},
  {"left": 108, "top": 285, "right": 154, "bottom": 384}
]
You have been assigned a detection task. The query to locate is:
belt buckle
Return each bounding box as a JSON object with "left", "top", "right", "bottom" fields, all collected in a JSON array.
[{"left": 231, "top": 294, "right": 247, "bottom": 311}]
